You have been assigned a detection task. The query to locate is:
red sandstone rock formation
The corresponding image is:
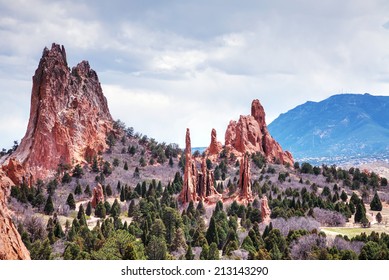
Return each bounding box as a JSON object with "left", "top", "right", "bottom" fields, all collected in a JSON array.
[
  {"left": 225, "top": 99, "right": 293, "bottom": 166},
  {"left": 206, "top": 128, "right": 223, "bottom": 156},
  {"left": 197, "top": 157, "right": 219, "bottom": 200},
  {"left": 180, "top": 129, "right": 221, "bottom": 204},
  {"left": 180, "top": 129, "right": 198, "bottom": 204},
  {"left": 2, "top": 158, "right": 32, "bottom": 187},
  {"left": 11, "top": 43, "right": 114, "bottom": 180},
  {"left": 238, "top": 155, "right": 253, "bottom": 202},
  {"left": 0, "top": 170, "right": 30, "bottom": 260},
  {"left": 260, "top": 196, "right": 271, "bottom": 224},
  {"left": 91, "top": 183, "right": 105, "bottom": 208}
]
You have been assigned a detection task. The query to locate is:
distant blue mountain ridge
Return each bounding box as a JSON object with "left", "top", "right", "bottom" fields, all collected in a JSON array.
[
  {"left": 191, "top": 147, "right": 207, "bottom": 154},
  {"left": 268, "top": 93, "right": 389, "bottom": 163}
]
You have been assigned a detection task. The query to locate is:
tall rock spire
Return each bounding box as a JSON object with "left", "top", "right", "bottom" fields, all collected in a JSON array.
[
  {"left": 11, "top": 43, "right": 114, "bottom": 179},
  {"left": 206, "top": 128, "right": 223, "bottom": 156},
  {"left": 238, "top": 154, "right": 253, "bottom": 201},
  {"left": 179, "top": 129, "right": 221, "bottom": 204},
  {"left": 179, "top": 128, "right": 198, "bottom": 204}
]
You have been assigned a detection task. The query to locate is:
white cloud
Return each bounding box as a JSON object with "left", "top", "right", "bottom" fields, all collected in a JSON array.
[{"left": 2, "top": 0, "right": 389, "bottom": 149}]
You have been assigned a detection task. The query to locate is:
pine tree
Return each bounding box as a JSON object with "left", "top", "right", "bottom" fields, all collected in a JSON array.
[
  {"left": 46, "top": 217, "right": 55, "bottom": 238},
  {"left": 139, "top": 157, "right": 146, "bottom": 167},
  {"left": 72, "top": 164, "right": 84, "bottom": 178},
  {"left": 124, "top": 161, "right": 129, "bottom": 171},
  {"left": 241, "top": 235, "right": 256, "bottom": 256},
  {"left": 141, "top": 181, "right": 147, "bottom": 198},
  {"left": 64, "top": 219, "right": 71, "bottom": 235},
  {"left": 104, "top": 201, "right": 111, "bottom": 214},
  {"left": 123, "top": 243, "right": 138, "bottom": 260},
  {"left": 222, "top": 228, "right": 238, "bottom": 254},
  {"left": 185, "top": 244, "right": 194, "bottom": 260},
  {"left": 354, "top": 201, "right": 366, "bottom": 223},
  {"left": 86, "top": 201, "right": 92, "bottom": 216},
  {"left": 72, "top": 218, "right": 80, "bottom": 233},
  {"left": 200, "top": 243, "right": 209, "bottom": 260},
  {"left": 62, "top": 172, "right": 72, "bottom": 184},
  {"left": 224, "top": 240, "right": 238, "bottom": 256},
  {"left": 77, "top": 204, "right": 85, "bottom": 220},
  {"left": 74, "top": 183, "right": 82, "bottom": 196},
  {"left": 66, "top": 193, "right": 76, "bottom": 210},
  {"left": 53, "top": 222, "right": 65, "bottom": 239},
  {"left": 370, "top": 192, "right": 383, "bottom": 211},
  {"left": 146, "top": 236, "right": 167, "bottom": 260},
  {"left": 187, "top": 201, "right": 195, "bottom": 216},
  {"left": 171, "top": 227, "right": 187, "bottom": 251},
  {"left": 169, "top": 156, "right": 174, "bottom": 168},
  {"left": 350, "top": 192, "right": 360, "bottom": 205},
  {"left": 270, "top": 244, "right": 282, "bottom": 260},
  {"left": 254, "top": 248, "right": 271, "bottom": 260},
  {"left": 157, "top": 181, "right": 163, "bottom": 196},
  {"left": 30, "top": 238, "right": 52, "bottom": 260},
  {"left": 84, "top": 185, "right": 91, "bottom": 197},
  {"left": 95, "top": 201, "right": 106, "bottom": 218},
  {"left": 208, "top": 242, "right": 220, "bottom": 260},
  {"left": 133, "top": 167, "right": 140, "bottom": 178},
  {"left": 128, "top": 145, "right": 136, "bottom": 156},
  {"left": 92, "top": 156, "right": 99, "bottom": 172},
  {"left": 113, "top": 158, "right": 120, "bottom": 167},
  {"left": 106, "top": 184, "right": 113, "bottom": 197},
  {"left": 67, "top": 226, "right": 76, "bottom": 242},
  {"left": 102, "top": 161, "right": 112, "bottom": 176},
  {"left": 128, "top": 200, "right": 136, "bottom": 217},
  {"left": 44, "top": 195, "right": 54, "bottom": 215},
  {"left": 196, "top": 200, "right": 206, "bottom": 215},
  {"left": 120, "top": 187, "right": 125, "bottom": 202},
  {"left": 340, "top": 190, "right": 348, "bottom": 202},
  {"left": 111, "top": 199, "right": 121, "bottom": 218},
  {"left": 206, "top": 217, "right": 219, "bottom": 247}
]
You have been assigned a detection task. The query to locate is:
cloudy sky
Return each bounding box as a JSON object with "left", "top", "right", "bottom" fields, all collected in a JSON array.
[{"left": 1, "top": 0, "right": 389, "bottom": 149}]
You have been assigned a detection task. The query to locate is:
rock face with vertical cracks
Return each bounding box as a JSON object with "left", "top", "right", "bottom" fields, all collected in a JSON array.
[
  {"left": 225, "top": 99, "right": 293, "bottom": 166},
  {"left": 0, "top": 170, "right": 30, "bottom": 260},
  {"left": 238, "top": 154, "right": 253, "bottom": 203},
  {"left": 179, "top": 129, "right": 220, "bottom": 204},
  {"left": 180, "top": 129, "right": 199, "bottom": 204},
  {"left": 197, "top": 157, "right": 220, "bottom": 202},
  {"left": 11, "top": 43, "right": 114, "bottom": 180}
]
